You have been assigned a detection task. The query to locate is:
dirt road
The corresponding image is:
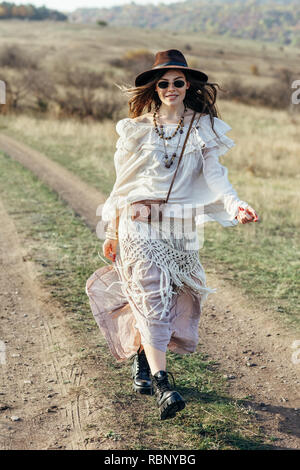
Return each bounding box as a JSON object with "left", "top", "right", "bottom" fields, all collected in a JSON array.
[
  {"left": 0, "top": 132, "right": 299, "bottom": 449},
  {"left": 0, "top": 197, "right": 128, "bottom": 450}
]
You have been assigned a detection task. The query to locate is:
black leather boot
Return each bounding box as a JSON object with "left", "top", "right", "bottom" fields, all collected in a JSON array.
[
  {"left": 152, "top": 370, "right": 185, "bottom": 420},
  {"left": 131, "top": 349, "right": 153, "bottom": 395}
]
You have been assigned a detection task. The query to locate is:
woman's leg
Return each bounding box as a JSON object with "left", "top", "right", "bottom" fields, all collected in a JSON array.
[{"left": 142, "top": 343, "right": 166, "bottom": 376}]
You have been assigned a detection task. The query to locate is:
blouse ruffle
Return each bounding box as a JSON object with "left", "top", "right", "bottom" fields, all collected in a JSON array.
[
  {"left": 196, "top": 116, "right": 236, "bottom": 160},
  {"left": 115, "top": 115, "right": 235, "bottom": 160},
  {"left": 101, "top": 115, "right": 248, "bottom": 229}
]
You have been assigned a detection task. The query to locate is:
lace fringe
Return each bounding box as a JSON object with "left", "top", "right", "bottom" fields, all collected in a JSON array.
[
  {"left": 115, "top": 232, "right": 217, "bottom": 321},
  {"left": 98, "top": 212, "right": 217, "bottom": 321}
]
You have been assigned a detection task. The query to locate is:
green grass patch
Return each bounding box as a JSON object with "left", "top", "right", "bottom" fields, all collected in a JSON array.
[{"left": 0, "top": 150, "right": 273, "bottom": 450}]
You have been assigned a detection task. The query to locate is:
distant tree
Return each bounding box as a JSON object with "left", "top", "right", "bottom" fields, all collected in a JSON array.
[{"left": 0, "top": 1, "right": 67, "bottom": 21}]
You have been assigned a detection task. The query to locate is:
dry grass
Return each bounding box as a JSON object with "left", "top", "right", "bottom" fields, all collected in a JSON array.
[{"left": 218, "top": 100, "right": 300, "bottom": 179}]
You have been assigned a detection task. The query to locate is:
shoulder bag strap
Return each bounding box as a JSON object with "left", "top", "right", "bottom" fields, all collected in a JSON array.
[{"left": 164, "top": 110, "right": 197, "bottom": 203}]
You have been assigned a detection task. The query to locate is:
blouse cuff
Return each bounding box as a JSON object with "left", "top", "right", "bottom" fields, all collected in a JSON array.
[{"left": 224, "top": 197, "right": 249, "bottom": 220}]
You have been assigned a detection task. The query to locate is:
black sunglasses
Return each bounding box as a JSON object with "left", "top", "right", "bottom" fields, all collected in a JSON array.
[{"left": 157, "top": 79, "right": 186, "bottom": 89}]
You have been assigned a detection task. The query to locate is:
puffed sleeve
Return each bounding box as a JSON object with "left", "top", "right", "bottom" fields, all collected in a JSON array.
[
  {"left": 100, "top": 118, "right": 148, "bottom": 230},
  {"left": 101, "top": 119, "right": 133, "bottom": 225},
  {"left": 200, "top": 117, "right": 249, "bottom": 221}
]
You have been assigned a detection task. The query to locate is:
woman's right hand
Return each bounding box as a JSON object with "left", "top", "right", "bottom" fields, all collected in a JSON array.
[{"left": 103, "top": 238, "right": 118, "bottom": 262}]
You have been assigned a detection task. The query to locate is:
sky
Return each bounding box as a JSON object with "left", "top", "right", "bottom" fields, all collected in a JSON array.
[{"left": 13, "top": 0, "right": 183, "bottom": 13}]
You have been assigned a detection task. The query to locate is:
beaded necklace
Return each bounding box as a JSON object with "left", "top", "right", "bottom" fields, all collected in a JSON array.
[{"left": 153, "top": 104, "right": 188, "bottom": 169}]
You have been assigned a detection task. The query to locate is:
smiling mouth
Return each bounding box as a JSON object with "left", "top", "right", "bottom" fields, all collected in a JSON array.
[{"left": 167, "top": 95, "right": 178, "bottom": 98}]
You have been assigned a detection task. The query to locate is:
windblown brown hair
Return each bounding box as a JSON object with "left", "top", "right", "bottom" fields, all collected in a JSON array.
[{"left": 115, "top": 68, "right": 225, "bottom": 140}]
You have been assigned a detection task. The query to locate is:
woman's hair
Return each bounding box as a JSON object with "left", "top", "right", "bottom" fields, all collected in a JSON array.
[{"left": 115, "top": 68, "right": 224, "bottom": 138}]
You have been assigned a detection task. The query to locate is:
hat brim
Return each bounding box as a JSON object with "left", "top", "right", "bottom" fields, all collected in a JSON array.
[{"left": 135, "top": 66, "right": 208, "bottom": 87}]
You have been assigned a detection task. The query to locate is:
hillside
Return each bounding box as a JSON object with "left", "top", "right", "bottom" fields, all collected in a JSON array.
[{"left": 68, "top": 0, "right": 300, "bottom": 46}]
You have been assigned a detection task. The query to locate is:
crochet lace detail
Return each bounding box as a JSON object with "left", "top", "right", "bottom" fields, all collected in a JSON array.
[{"left": 111, "top": 219, "right": 217, "bottom": 321}]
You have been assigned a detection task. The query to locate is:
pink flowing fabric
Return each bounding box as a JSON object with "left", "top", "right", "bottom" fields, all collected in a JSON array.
[
  {"left": 86, "top": 212, "right": 217, "bottom": 362},
  {"left": 86, "top": 262, "right": 206, "bottom": 362}
]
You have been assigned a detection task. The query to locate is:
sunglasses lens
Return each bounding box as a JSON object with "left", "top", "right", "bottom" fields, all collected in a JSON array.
[
  {"left": 157, "top": 80, "right": 185, "bottom": 89},
  {"left": 174, "top": 80, "right": 185, "bottom": 87},
  {"left": 158, "top": 81, "right": 168, "bottom": 88}
]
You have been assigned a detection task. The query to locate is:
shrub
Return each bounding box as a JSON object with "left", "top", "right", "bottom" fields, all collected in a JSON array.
[
  {"left": 109, "top": 49, "right": 154, "bottom": 76},
  {"left": 0, "top": 45, "right": 39, "bottom": 70},
  {"left": 250, "top": 64, "right": 259, "bottom": 76},
  {"left": 220, "top": 68, "right": 299, "bottom": 113}
]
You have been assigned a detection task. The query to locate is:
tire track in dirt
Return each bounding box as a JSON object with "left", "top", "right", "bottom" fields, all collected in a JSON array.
[
  {"left": 41, "top": 316, "right": 87, "bottom": 449},
  {"left": 0, "top": 195, "right": 122, "bottom": 450},
  {"left": 0, "top": 132, "right": 299, "bottom": 449},
  {"left": 0, "top": 197, "right": 90, "bottom": 449}
]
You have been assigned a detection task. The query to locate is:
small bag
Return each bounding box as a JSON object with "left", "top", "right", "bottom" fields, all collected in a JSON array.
[
  {"left": 130, "top": 199, "right": 165, "bottom": 223},
  {"left": 130, "top": 111, "right": 197, "bottom": 223}
]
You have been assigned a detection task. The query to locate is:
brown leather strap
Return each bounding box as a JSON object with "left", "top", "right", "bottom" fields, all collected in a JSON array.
[
  {"left": 130, "top": 111, "right": 197, "bottom": 210},
  {"left": 165, "top": 110, "right": 196, "bottom": 203}
]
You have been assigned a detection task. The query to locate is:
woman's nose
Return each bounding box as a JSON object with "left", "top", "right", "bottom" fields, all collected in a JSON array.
[{"left": 166, "top": 83, "right": 176, "bottom": 91}]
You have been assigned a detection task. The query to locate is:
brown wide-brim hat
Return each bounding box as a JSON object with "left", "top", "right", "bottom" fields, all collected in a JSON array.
[{"left": 135, "top": 49, "right": 208, "bottom": 87}]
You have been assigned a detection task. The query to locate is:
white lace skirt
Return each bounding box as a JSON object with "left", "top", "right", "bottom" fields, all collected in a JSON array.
[{"left": 86, "top": 207, "right": 217, "bottom": 361}]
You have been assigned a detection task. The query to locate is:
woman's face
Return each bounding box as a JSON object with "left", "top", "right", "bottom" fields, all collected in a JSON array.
[{"left": 155, "top": 70, "right": 190, "bottom": 108}]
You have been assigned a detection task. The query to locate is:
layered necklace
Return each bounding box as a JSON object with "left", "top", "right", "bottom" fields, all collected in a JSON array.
[{"left": 153, "top": 104, "right": 188, "bottom": 169}]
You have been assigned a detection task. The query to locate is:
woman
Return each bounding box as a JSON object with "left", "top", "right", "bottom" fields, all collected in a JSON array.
[{"left": 86, "top": 49, "right": 259, "bottom": 421}]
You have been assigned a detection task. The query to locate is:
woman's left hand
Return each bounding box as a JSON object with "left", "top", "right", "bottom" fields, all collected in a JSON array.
[{"left": 236, "top": 205, "right": 260, "bottom": 224}]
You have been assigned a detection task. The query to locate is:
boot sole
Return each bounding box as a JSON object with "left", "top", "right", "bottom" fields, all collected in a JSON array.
[{"left": 159, "top": 392, "right": 185, "bottom": 420}]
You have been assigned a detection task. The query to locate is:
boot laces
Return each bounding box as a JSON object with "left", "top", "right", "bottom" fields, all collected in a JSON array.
[
  {"left": 155, "top": 371, "right": 176, "bottom": 394},
  {"left": 135, "top": 349, "right": 149, "bottom": 373}
]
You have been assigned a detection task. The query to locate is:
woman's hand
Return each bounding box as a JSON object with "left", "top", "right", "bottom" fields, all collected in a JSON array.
[
  {"left": 236, "top": 205, "right": 260, "bottom": 224},
  {"left": 103, "top": 238, "right": 118, "bottom": 262}
]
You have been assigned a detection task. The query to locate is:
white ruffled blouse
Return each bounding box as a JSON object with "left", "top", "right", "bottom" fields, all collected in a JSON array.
[{"left": 101, "top": 114, "right": 249, "bottom": 228}]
